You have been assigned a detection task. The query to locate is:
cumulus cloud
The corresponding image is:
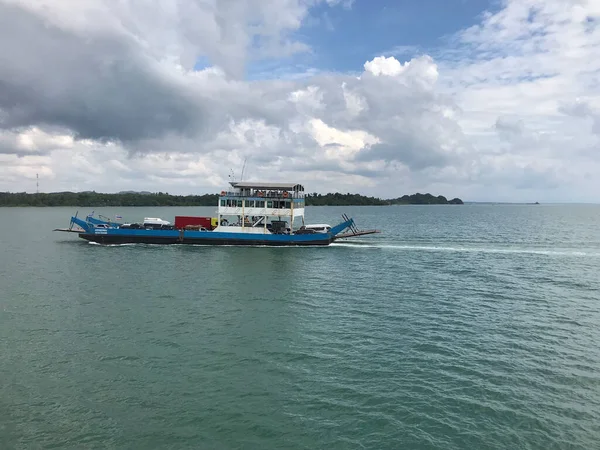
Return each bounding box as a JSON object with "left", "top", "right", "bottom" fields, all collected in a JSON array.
[
  {"left": 0, "top": 0, "right": 599, "bottom": 201},
  {"left": 363, "top": 55, "right": 439, "bottom": 89}
]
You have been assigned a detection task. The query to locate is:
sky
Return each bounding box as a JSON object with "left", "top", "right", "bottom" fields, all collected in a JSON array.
[{"left": 0, "top": 0, "right": 599, "bottom": 202}]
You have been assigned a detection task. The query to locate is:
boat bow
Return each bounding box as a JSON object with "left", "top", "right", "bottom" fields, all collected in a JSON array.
[
  {"left": 331, "top": 214, "right": 380, "bottom": 240},
  {"left": 330, "top": 216, "right": 355, "bottom": 236},
  {"left": 69, "top": 215, "right": 93, "bottom": 233}
]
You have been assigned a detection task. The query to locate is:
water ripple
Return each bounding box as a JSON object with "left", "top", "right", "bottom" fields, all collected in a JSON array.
[{"left": 2, "top": 205, "right": 600, "bottom": 449}]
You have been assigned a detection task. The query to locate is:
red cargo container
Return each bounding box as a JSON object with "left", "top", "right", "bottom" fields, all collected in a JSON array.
[{"left": 174, "top": 216, "right": 212, "bottom": 230}]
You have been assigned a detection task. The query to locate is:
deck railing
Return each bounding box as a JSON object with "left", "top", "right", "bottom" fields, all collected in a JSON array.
[{"left": 219, "top": 191, "right": 305, "bottom": 199}]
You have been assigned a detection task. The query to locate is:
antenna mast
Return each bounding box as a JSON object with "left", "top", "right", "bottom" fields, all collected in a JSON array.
[
  {"left": 240, "top": 158, "right": 247, "bottom": 181},
  {"left": 36, "top": 173, "right": 39, "bottom": 194}
]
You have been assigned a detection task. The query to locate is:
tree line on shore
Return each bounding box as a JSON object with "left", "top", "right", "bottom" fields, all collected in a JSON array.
[{"left": 0, "top": 191, "right": 463, "bottom": 207}]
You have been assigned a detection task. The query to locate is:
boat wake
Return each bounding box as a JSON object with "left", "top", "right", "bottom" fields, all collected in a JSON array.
[
  {"left": 330, "top": 241, "right": 600, "bottom": 257},
  {"left": 87, "top": 241, "right": 138, "bottom": 247},
  {"left": 85, "top": 240, "right": 598, "bottom": 257}
]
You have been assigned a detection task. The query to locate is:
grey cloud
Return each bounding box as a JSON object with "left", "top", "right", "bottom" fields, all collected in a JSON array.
[
  {"left": 0, "top": 1, "right": 318, "bottom": 146},
  {"left": 559, "top": 99, "right": 600, "bottom": 135},
  {"left": 296, "top": 160, "right": 386, "bottom": 178},
  {"left": 495, "top": 116, "right": 525, "bottom": 140},
  {"left": 0, "top": 146, "right": 46, "bottom": 157},
  {"left": 356, "top": 138, "right": 451, "bottom": 171},
  {"left": 559, "top": 99, "right": 594, "bottom": 118},
  {"left": 515, "top": 167, "right": 562, "bottom": 190},
  {"left": 0, "top": 3, "right": 208, "bottom": 143}
]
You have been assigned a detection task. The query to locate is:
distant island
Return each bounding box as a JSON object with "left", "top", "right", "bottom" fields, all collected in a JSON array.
[{"left": 0, "top": 191, "right": 463, "bottom": 207}]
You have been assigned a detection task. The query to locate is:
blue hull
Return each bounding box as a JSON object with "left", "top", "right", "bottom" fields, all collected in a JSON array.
[
  {"left": 79, "top": 229, "right": 333, "bottom": 246},
  {"left": 69, "top": 215, "right": 355, "bottom": 246}
]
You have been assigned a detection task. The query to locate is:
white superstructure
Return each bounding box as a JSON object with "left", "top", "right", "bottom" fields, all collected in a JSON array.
[{"left": 214, "top": 182, "right": 306, "bottom": 234}]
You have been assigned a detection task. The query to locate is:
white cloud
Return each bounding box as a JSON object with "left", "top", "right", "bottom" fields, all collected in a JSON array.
[
  {"left": 433, "top": 0, "right": 600, "bottom": 201},
  {"left": 364, "top": 56, "right": 407, "bottom": 77},
  {"left": 364, "top": 55, "right": 439, "bottom": 89},
  {"left": 0, "top": 0, "right": 599, "bottom": 202},
  {"left": 0, "top": 127, "right": 74, "bottom": 157}
]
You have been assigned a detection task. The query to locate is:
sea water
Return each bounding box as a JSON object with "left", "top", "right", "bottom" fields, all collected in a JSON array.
[{"left": 1, "top": 204, "right": 599, "bottom": 449}]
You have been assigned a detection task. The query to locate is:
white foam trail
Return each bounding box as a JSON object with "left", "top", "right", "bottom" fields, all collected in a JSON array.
[
  {"left": 85, "top": 240, "right": 598, "bottom": 256},
  {"left": 330, "top": 242, "right": 599, "bottom": 257},
  {"left": 87, "top": 242, "right": 137, "bottom": 247}
]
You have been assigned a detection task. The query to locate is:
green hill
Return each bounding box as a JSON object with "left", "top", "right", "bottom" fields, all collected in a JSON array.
[{"left": 0, "top": 191, "right": 463, "bottom": 207}]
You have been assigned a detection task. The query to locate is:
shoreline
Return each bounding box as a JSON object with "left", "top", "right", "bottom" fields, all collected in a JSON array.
[{"left": 0, "top": 191, "right": 464, "bottom": 207}]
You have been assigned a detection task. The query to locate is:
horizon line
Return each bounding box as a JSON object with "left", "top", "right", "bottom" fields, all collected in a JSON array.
[{"left": 1, "top": 190, "right": 598, "bottom": 205}]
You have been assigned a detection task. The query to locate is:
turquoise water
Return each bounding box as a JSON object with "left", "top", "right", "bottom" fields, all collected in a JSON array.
[{"left": 1, "top": 205, "right": 599, "bottom": 449}]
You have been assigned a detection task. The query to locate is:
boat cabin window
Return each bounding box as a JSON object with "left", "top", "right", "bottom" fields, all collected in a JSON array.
[
  {"left": 267, "top": 201, "right": 273, "bottom": 208},
  {"left": 222, "top": 199, "right": 242, "bottom": 207},
  {"left": 245, "top": 200, "right": 255, "bottom": 207},
  {"left": 270, "top": 200, "right": 292, "bottom": 209},
  {"left": 255, "top": 200, "right": 265, "bottom": 208}
]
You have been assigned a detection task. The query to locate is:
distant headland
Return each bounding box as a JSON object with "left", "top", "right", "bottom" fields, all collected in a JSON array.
[{"left": 0, "top": 191, "right": 464, "bottom": 207}]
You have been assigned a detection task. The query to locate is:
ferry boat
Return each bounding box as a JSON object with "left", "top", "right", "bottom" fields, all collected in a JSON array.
[{"left": 55, "top": 182, "right": 379, "bottom": 246}]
